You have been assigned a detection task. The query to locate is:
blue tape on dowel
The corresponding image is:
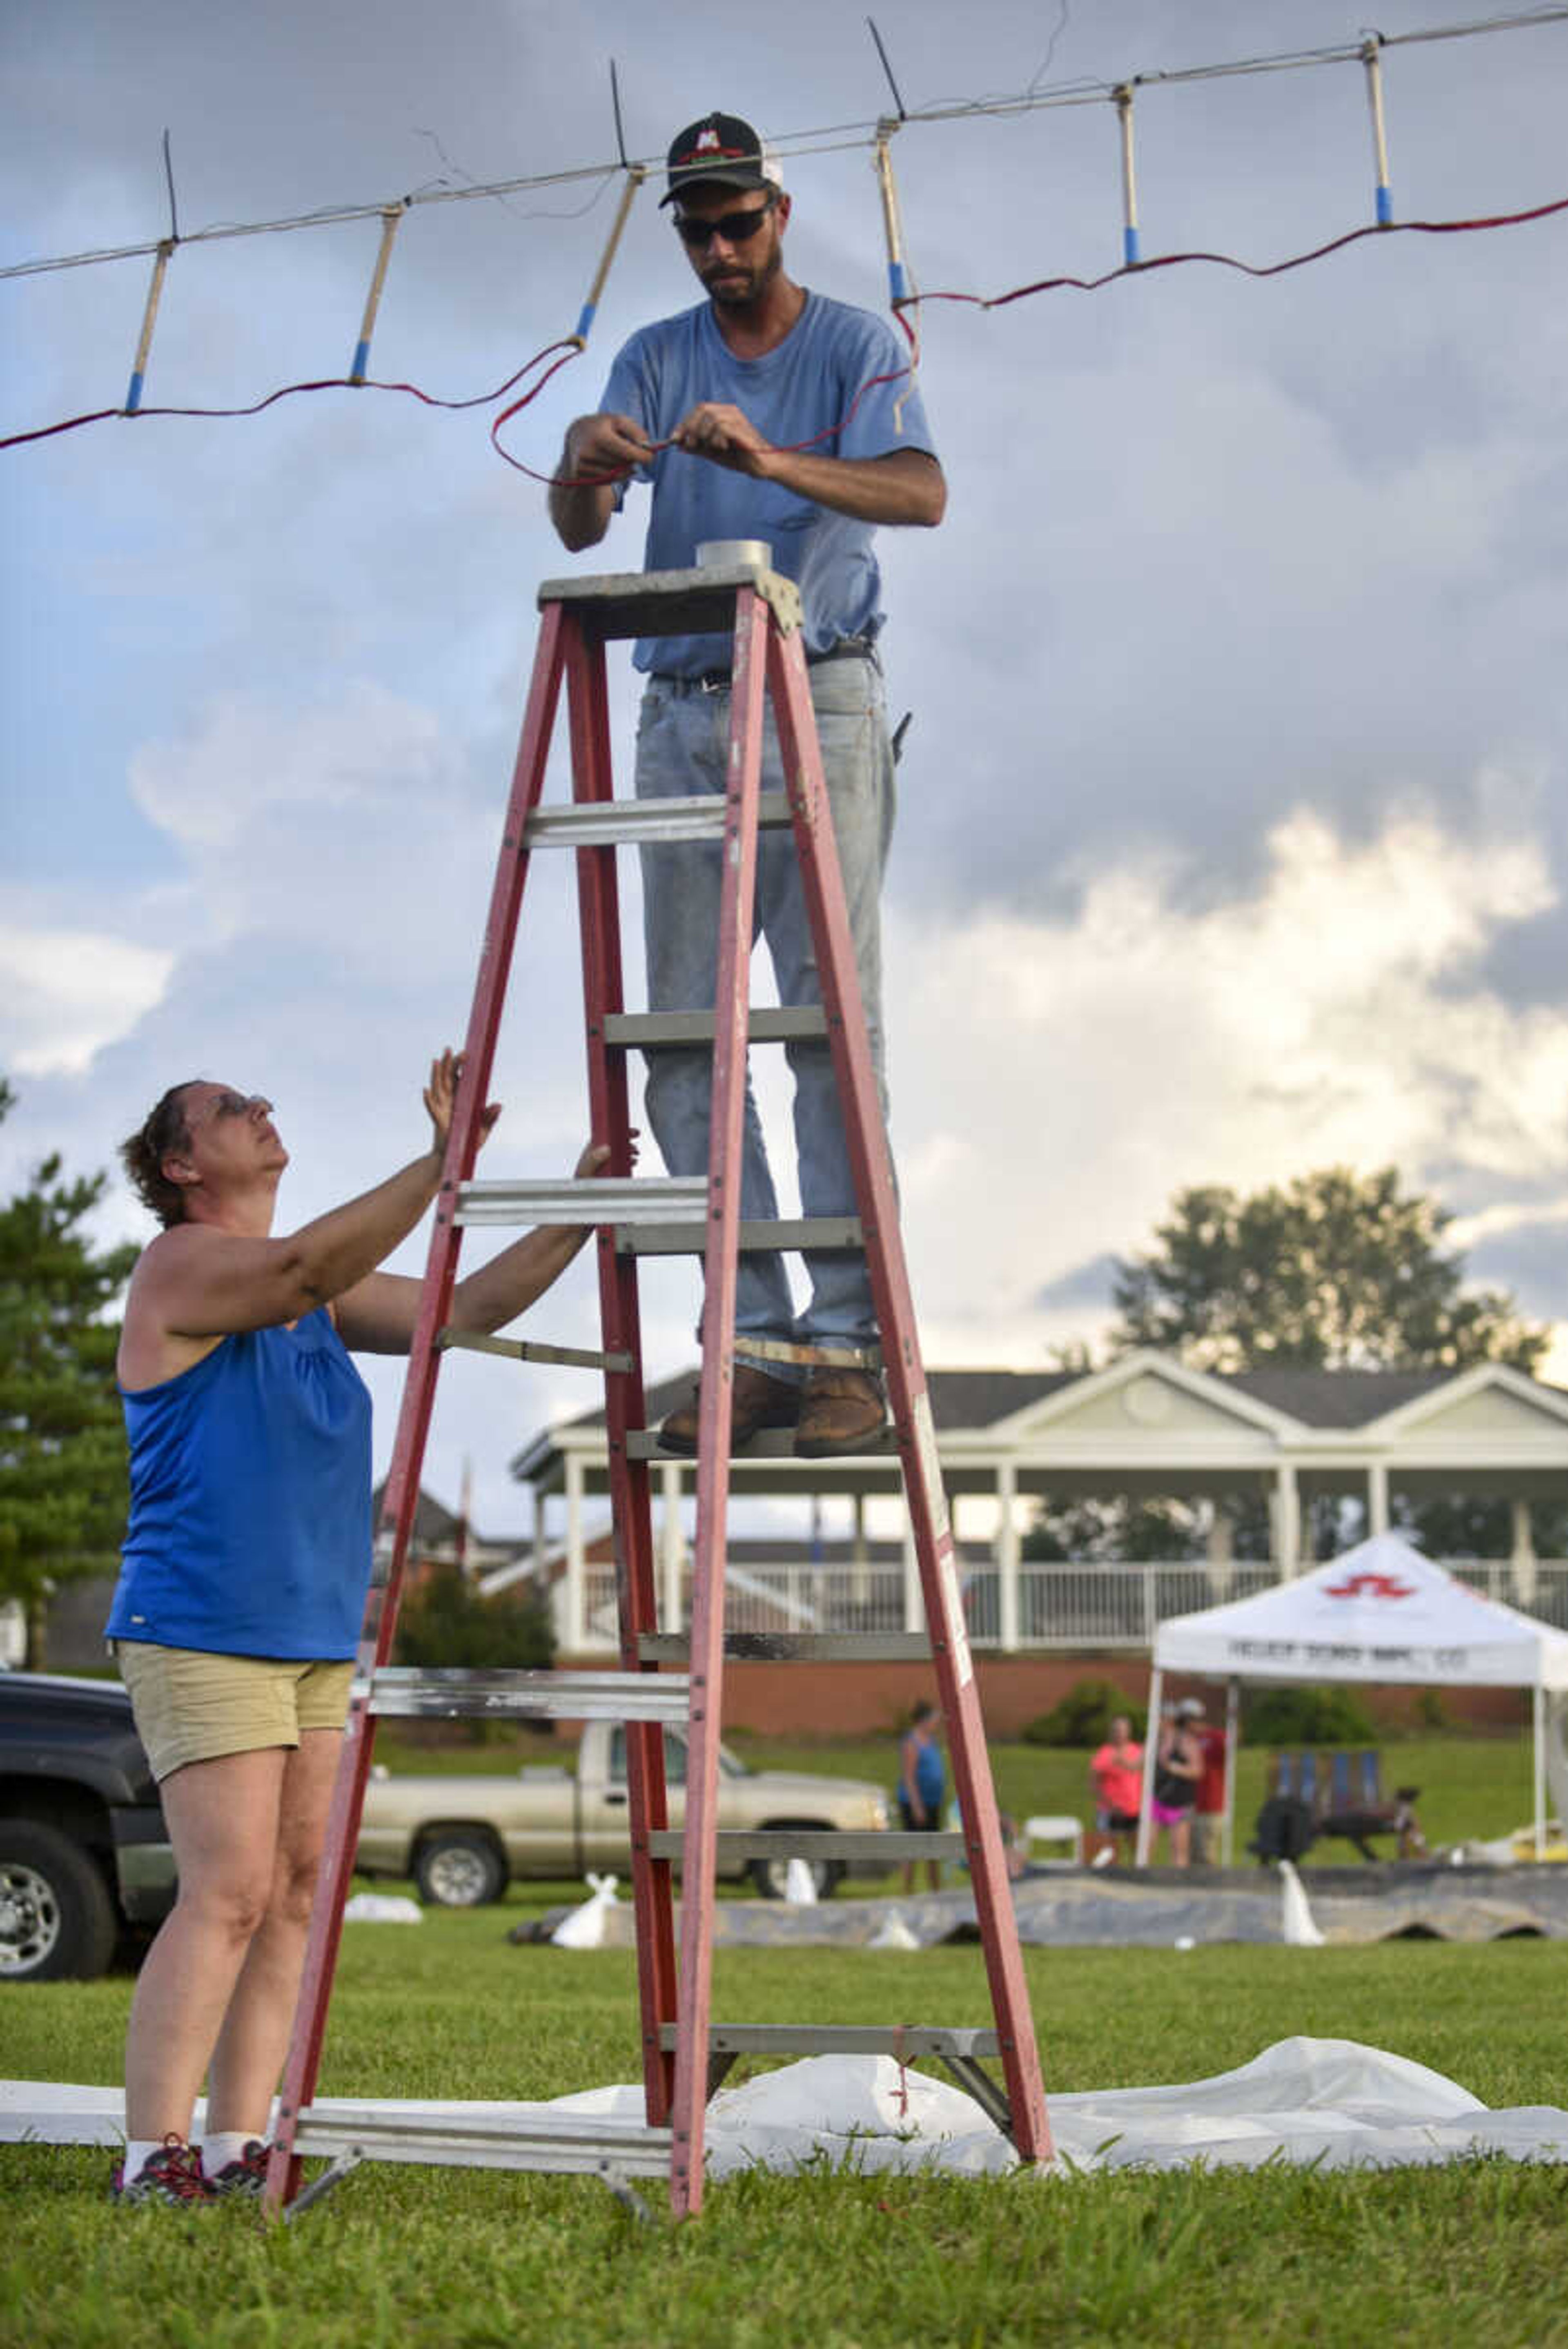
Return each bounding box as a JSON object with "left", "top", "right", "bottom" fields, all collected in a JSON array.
[
  {"left": 1375, "top": 185, "right": 1393, "bottom": 227},
  {"left": 575, "top": 301, "right": 597, "bottom": 342},
  {"left": 350, "top": 338, "right": 371, "bottom": 381},
  {"left": 125, "top": 372, "right": 145, "bottom": 414},
  {"left": 888, "top": 261, "right": 909, "bottom": 302},
  {"left": 1123, "top": 226, "right": 1141, "bottom": 266}
]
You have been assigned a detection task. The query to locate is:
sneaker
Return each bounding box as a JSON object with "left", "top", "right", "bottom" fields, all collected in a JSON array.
[
  {"left": 205, "top": 2139, "right": 271, "bottom": 2198},
  {"left": 793, "top": 1368, "right": 888, "bottom": 1458},
  {"left": 657, "top": 1363, "right": 800, "bottom": 1456},
  {"left": 111, "top": 2136, "right": 215, "bottom": 2207}
]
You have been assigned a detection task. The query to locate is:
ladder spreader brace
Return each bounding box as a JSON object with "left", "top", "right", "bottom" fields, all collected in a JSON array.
[{"left": 265, "top": 554, "right": 1051, "bottom": 2222}]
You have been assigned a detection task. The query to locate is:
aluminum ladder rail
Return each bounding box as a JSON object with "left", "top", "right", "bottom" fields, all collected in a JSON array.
[{"left": 265, "top": 554, "right": 1051, "bottom": 2222}]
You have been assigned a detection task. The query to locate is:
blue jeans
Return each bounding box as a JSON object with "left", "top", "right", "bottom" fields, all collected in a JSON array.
[{"left": 634, "top": 654, "right": 895, "bottom": 1360}]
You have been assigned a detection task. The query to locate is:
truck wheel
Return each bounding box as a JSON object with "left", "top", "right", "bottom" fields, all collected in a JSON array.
[
  {"left": 413, "top": 1830, "right": 506, "bottom": 1908},
  {"left": 748, "top": 1852, "right": 844, "bottom": 1901},
  {"left": 0, "top": 1820, "right": 120, "bottom": 1982}
]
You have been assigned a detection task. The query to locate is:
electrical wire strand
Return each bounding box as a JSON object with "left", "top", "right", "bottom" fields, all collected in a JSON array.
[
  {"left": 2, "top": 192, "right": 1562, "bottom": 466},
  {"left": 0, "top": 341, "right": 582, "bottom": 454},
  {"left": 907, "top": 191, "right": 1568, "bottom": 312}
]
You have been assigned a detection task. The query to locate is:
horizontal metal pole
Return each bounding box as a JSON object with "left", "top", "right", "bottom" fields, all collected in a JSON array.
[
  {"left": 293, "top": 2108, "right": 672, "bottom": 2177},
  {"left": 639, "top": 1632, "right": 931, "bottom": 1663},
  {"left": 365, "top": 1667, "right": 689, "bottom": 1723},
  {"left": 603, "top": 1007, "right": 828, "bottom": 1047},
  {"left": 739, "top": 1334, "right": 882, "bottom": 1372},
  {"left": 437, "top": 1328, "right": 632, "bottom": 1373},
  {"left": 523, "top": 791, "right": 791, "bottom": 847},
  {"left": 454, "top": 1176, "right": 705, "bottom": 1226},
  {"left": 617, "top": 1215, "right": 864, "bottom": 1258},
  {"left": 657, "top": 2024, "right": 1000, "bottom": 2057},
  {"left": 627, "top": 1419, "right": 896, "bottom": 1462},
  {"left": 648, "top": 1829, "right": 962, "bottom": 1861}
]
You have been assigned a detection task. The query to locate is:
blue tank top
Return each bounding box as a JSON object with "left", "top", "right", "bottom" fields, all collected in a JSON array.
[
  {"left": 107, "top": 1309, "right": 373, "bottom": 1661},
  {"left": 912, "top": 1734, "right": 945, "bottom": 1808}
]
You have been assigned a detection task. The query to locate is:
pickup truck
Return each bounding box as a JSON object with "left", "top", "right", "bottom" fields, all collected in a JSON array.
[
  {"left": 0, "top": 1670, "right": 176, "bottom": 1981},
  {"left": 357, "top": 1721, "right": 891, "bottom": 1906}
]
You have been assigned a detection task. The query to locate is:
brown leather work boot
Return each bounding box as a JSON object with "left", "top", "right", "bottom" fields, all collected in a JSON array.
[
  {"left": 793, "top": 1367, "right": 888, "bottom": 1458},
  {"left": 657, "top": 1363, "right": 801, "bottom": 1457}
]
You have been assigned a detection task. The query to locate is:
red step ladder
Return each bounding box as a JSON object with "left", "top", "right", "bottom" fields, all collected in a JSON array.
[{"left": 265, "top": 554, "right": 1051, "bottom": 2222}]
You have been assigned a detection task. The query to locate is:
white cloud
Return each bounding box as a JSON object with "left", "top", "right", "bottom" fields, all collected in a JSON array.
[
  {"left": 0, "top": 922, "right": 175, "bottom": 1075},
  {"left": 887, "top": 797, "right": 1568, "bottom": 1360}
]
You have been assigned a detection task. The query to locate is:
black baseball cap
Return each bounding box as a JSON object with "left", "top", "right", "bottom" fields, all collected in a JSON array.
[{"left": 661, "top": 112, "right": 782, "bottom": 208}]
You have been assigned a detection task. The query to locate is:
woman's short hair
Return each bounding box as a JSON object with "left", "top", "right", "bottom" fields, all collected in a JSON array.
[{"left": 120, "top": 1083, "right": 202, "bottom": 1227}]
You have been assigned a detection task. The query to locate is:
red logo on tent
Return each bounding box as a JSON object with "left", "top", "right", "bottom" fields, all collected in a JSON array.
[{"left": 1323, "top": 1570, "right": 1416, "bottom": 1600}]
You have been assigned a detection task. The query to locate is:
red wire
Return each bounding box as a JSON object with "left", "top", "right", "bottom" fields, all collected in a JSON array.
[
  {"left": 490, "top": 312, "right": 920, "bottom": 484},
  {"left": 908, "top": 194, "right": 1568, "bottom": 312},
  {"left": 0, "top": 340, "right": 580, "bottom": 455},
  {"left": 2, "top": 197, "right": 1561, "bottom": 464}
]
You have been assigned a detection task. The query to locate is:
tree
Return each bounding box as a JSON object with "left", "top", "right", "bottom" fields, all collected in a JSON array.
[
  {"left": 1028, "top": 1165, "right": 1551, "bottom": 1566},
  {"left": 0, "top": 1082, "right": 139, "bottom": 1667},
  {"left": 1109, "top": 1165, "right": 1548, "bottom": 1375},
  {"left": 393, "top": 1565, "right": 555, "bottom": 1741}
]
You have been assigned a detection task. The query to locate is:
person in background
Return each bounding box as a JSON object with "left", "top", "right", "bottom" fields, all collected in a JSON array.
[
  {"left": 1088, "top": 1711, "right": 1144, "bottom": 1864},
  {"left": 105, "top": 1054, "right": 608, "bottom": 2206},
  {"left": 1149, "top": 1697, "right": 1204, "bottom": 1867},
  {"left": 898, "top": 1700, "right": 946, "bottom": 1892},
  {"left": 1189, "top": 1701, "right": 1229, "bottom": 1866}
]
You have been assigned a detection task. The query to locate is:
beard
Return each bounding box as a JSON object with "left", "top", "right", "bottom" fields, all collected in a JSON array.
[{"left": 701, "top": 233, "right": 783, "bottom": 310}]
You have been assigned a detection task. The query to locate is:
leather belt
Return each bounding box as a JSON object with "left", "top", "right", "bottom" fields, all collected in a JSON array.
[{"left": 652, "top": 635, "right": 877, "bottom": 695}]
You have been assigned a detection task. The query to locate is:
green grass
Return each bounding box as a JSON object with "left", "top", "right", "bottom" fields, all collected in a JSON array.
[{"left": 7, "top": 1917, "right": 1568, "bottom": 2346}]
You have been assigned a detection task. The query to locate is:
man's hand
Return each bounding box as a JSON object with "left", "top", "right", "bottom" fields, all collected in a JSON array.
[
  {"left": 564, "top": 412, "right": 655, "bottom": 482},
  {"left": 672, "top": 410, "right": 946, "bottom": 526},
  {"left": 673, "top": 401, "right": 776, "bottom": 479}
]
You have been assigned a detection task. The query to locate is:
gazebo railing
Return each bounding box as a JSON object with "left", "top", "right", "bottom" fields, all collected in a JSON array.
[{"left": 574, "top": 1556, "right": 1568, "bottom": 1652}]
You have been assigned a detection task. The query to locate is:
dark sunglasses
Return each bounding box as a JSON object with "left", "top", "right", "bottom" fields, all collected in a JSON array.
[{"left": 673, "top": 198, "right": 775, "bottom": 250}]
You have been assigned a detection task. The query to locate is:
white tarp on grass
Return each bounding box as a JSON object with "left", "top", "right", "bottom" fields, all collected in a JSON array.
[{"left": 7, "top": 2039, "right": 1568, "bottom": 2175}]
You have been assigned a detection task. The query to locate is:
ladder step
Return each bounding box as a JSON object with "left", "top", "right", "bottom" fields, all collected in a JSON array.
[
  {"left": 603, "top": 1007, "right": 828, "bottom": 1048},
  {"left": 292, "top": 2106, "right": 672, "bottom": 2178},
  {"left": 736, "top": 1334, "right": 882, "bottom": 1372},
  {"left": 437, "top": 1328, "right": 632, "bottom": 1374},
  {"left": 647, "top": 1829, "right": 963, "bottom": 1863},
  {"left": 523, "top": 790, "right": 791, "bottom": 849},
  {"left": 364, "top": 1668, "right": 689, "bottom": 1724},
  {"left": 618, "top": 1216, "right": 864, "bottom": 1259},
  {"left": 658, "top": 2024, "right": 1000, "bottom": 2060},
  {"left": 640, "top": 1633, "right": 931, "bottom": 1663},
  {"left": 454, "top": 1176, "right": 704, "bottom": 1226},
  {"left": 539, "top": 558, "right": 803, "bottom": 643},
  {"left": 628, "top": 1419, "right": 895, "bottom": 1461}
]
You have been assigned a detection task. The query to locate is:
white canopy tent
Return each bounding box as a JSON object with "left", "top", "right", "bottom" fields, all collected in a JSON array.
[{"left": 1136, "top": 1533, "right": 1568, "bottom": 1866}]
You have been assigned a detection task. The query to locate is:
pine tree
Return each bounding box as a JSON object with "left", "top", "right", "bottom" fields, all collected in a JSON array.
[{"left": 0, "top": 1082, "right": 139, "bottom": 1667}]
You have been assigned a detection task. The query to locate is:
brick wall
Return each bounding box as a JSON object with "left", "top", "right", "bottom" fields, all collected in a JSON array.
[{"left": 562, "top": 1651, "right": 1531, "bottom": 1737}]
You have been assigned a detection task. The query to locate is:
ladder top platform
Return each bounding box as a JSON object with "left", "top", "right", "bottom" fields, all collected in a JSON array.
[{"left": 538, "top": 561, "right": 802, "bottom": 643}]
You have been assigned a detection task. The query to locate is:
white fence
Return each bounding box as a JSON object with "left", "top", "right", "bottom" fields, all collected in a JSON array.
[{"left": 576, "top": 1558, "right": 1568, "bottom": 1652}]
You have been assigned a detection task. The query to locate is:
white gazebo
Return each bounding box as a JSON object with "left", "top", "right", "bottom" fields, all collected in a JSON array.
[{"left": 1137, "top": 1532, "right": 1568, "bottom": 1864}]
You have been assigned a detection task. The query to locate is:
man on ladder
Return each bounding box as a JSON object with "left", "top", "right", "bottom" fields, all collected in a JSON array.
[{"left": 549, "top": 109, "right": 945, "bottom": 1460}]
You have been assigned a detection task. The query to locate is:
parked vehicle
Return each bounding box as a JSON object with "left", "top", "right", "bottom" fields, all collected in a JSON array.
[
  {"left": 356, "top": 1721, "right": 891, "bottom": 1905},
  {"left": 0, "top": 1670, "right": 176, "bottom": 1982}
]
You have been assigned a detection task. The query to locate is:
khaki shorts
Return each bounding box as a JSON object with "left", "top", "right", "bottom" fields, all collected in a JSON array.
[{"left": 114, "top": 1642, "right": 354, "bottom": 1784}]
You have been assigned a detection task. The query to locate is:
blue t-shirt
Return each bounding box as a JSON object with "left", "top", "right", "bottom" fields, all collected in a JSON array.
[
  {"left": 107, "top": 1309, "right": 373, "bottom": 1661},
  {"left": 599, "top": 290, "right": 938, "bottom": 677}
]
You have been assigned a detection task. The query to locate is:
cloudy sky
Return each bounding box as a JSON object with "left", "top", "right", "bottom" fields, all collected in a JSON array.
[{"left": 4, "top": 0, "right": 1566, "bottom": 1536}]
